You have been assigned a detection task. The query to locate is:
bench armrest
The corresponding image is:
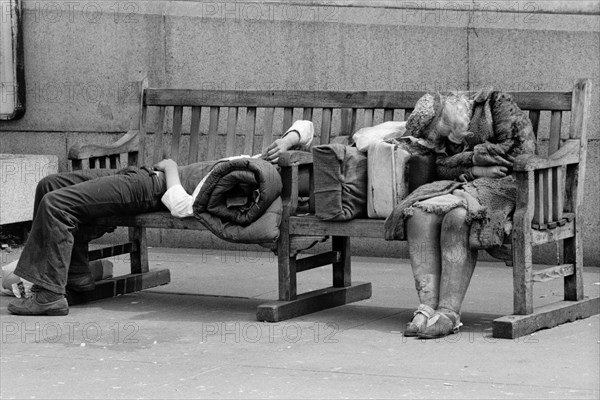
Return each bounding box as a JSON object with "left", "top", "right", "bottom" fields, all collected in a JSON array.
[
  {"left": 513, "top": 140, "right": 580, "bottom": 172},
  {"left": 68, "top": 130, "right": 140, "bottom": 160},
  {"left": 277, "top": 150, "right": 313, "bottom": 167}
]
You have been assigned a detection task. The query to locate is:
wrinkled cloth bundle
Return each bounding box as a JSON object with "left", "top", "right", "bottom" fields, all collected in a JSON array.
[{"left": 192, "top": 158, "right": 283, "bottom": 245}]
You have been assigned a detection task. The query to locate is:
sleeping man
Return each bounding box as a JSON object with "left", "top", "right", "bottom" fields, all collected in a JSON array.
[{"left": 8, "top": 121, "right": 313, "bottom": 316}]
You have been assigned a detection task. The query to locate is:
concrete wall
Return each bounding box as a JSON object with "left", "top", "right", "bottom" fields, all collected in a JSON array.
[{"left": 0, "top": 0, "right": 598, "bottom": 265}]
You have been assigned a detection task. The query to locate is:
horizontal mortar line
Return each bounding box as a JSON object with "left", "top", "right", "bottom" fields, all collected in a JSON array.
[
  {"left": 235, "top": 363, "right": 600, "bottom": 392},
  {"left": 167, "top": 0, "right": 600, "bottom": 16}
]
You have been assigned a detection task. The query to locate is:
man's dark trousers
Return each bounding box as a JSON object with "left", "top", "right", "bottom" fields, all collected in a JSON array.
[{"left": 15, "top": 167, "right": 167, "bottom": 294}]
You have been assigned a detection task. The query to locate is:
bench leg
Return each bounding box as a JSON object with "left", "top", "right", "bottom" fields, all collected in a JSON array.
[
  {"left": 492, "top": 297, "right": 600, "bottom": 339},
  {"left": 257, "top": 235, "right": 371, "bottom": 322},
  {"left": 332, "top": 236, "right": 351, "bottom": 287},
  {"left": 67, "top": 226, "right": 171, "bottom": 305},
  {"left": 563, "top": 235, "right": 584, "bottom": 301},
  {"left": 493, "top": 230, "right": 599, "bottom": 339},
  {"left": 277, "top": 225, "right": 297, "bottom": 301},
  {"left": 129, "top": 226, "right": 148, "bottom": 274}
]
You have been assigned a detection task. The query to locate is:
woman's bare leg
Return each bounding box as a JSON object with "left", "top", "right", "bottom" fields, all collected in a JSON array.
[
  {"left": 405, "top": 208, "right": 444, "bottom": 329},
  {"left": 437, "top": 207, "right": 478, "bottom": 316},
  {"left": 418, "top": 207, "right": 478, "bottom": 338}
]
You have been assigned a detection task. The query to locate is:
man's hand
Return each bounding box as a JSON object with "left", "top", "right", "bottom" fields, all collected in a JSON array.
[
  {"left": 262, "top": 131, "right": 300, "bottom": 163},
  {"left": 153, "top": 159, "right": 178, "bottom": 172},
  {"left": 153, "top": 159, "right": 181, "bottom": 189},
  {"left": 471, "top": 165, "right": 509, "bottom": 178}
]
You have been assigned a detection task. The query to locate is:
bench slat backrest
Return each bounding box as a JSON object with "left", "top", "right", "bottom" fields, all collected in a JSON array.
[{"left": 138, "top": 87, "right": 574, "bottom": 166}]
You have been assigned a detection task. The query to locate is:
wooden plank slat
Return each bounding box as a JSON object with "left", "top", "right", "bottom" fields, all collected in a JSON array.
[
  {"left": 71, "top": 159, "right": 82, "bottom": 170},
  {"left": 289, "top": 216, "right": 385, "bottom": 238},
  {"left": 206, "top": 106, "right": 220, "bottom": 161},
  {"left": 532, "top": 264, "right": 574, "bottom": 283},
  {"left": 548, "top": 110, "right": 562, "bottom": 155},
  {"left": 533, "top": 172, "right": 543, "bottom": 226},
  {"left": 261, "top": 108, "right": 275, "bottom": 152},
  {"left": 493, "top": 297, "right": 600, "bottom": 339},
  {"left": 127, "top": 151, "right": 138, "bottom": 167},
  {"left": 531, "top": 219, "right": 575, "bottom": 243},
  {"left": 153, "top": 106, "right": 166, "bottom": 164},
  {"left": 89, "top": 243, "right": 135, "bottom": 261},
  {"left": 321, "top": 108, "right": 333, "bottom": 144},
  {"left": 170, "top": 106, "right": 183, "bottom": 163},
  {"left": 147, "top": 89, "right": 426, "bottom": 108},
  {"left": 514, "top": 140, "right": 581, "bottom": 171},
  {"left": 529, "top": 110, "right": 540, "bottom": 141},
  {"left": 67, "top": 270, "right": 171, "bottom": 306},
  {"left": 340, "top": 108, "right": 357, "bottom": 135},
  {"left": 68, "top": 133, "right": 139, "bottom": 164},
  {"left": 225, "top": 107, "right": 239, "bottom": 157},
  {"left": 364, "top": 109, "right": 374, "bottom": 127},
  {"left": 244, "top": 107, "right": 257, "bottom": 156},
  {"left": 136, "top": 80, "right": 148, "bottom": 166},
  {"left": 188, "top": 106, "right": 201, "bottom": 163},
  {"left": 146, "top": 89, "right": 572, "bottom": 110},
  {"left": 109, "top": 155, "right": 119, "bottom": 169},
  {"left": 296, "top": 251, "right": 341, "bottom": 273},
  {"left": 256, "top": 282, "right": 372, "bottom": 322},
  {"left": 383, "top": 108, "right": 394, "bottom": 122},
  {"left": 283, "top": 107, "right": 293, "bottom": 134},
  {"left": 543, "top": 168, "right": 552, "bottom": 224},
  {"left": 302, "top": 107, "right": 313, "bottom": 120},
  {"left": 552, "top": 166, "right": 564, "bottom": 221}
]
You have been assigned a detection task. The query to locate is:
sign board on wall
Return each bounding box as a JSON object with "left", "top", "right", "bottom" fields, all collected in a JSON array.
[{"left": 0, "top": 0, "right": 25, "bottom": 120}]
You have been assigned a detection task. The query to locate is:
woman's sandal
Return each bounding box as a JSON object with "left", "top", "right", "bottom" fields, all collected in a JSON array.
[
  {"left": 417, "top": 310, "right": 462, "bottom": 339},
  {"left": 403, "top": 304, "right": 435, "bottom": 337}
]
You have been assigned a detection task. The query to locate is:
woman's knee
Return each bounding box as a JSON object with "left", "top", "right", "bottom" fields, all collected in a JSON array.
[
  {"left": 408, "top": 208, "right": 442, "bottom": 226},
  {"left": 442, "top": 207, "right": 468, "bottom": 230}
]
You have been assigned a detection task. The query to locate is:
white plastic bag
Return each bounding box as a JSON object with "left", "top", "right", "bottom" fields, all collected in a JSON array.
[
  {"left": 1, "top": 260, "right": 33, "bottom": 298},
  {"left": 352, "top": 121, "right": 407, "bottom": 152}
]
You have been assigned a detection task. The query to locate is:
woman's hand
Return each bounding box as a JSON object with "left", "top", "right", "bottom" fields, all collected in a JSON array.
[
  {"left": 262, "top": 131, "right": 300, "bottom": 163},
  {"left": 153, "top": 159, "right": 178, "bottom": 172},
  {"left": 471, "top": 165, "right": 509, "bottom": 178}
]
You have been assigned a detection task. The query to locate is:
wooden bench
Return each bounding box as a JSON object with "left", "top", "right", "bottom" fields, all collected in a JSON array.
[{"left": 69, "top": 78, "right": 598, "bottom": 339}]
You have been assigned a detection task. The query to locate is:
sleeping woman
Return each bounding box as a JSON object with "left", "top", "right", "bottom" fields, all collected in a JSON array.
[{"left": 385, "top": 89, "right": 536, "bottom": 339}]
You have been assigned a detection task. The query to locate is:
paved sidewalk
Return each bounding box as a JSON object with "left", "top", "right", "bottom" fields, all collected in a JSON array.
[{"left": 1, "top": 247, "right": 599, "bottom": 399}]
